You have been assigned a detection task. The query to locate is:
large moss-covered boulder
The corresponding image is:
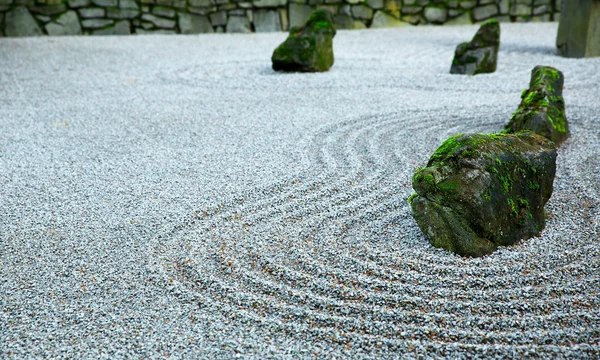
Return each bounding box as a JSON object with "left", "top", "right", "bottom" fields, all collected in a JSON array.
[
  {"left": 271, "top": 9, "right": 336, "bottom": 72},
  {"left": 450, "top": 19, "right": 500, "bottom": 75},
  {"left": 409, "top": 132, "right": 557, "bottom": 257},
  {"left": 506, "top": 66, "right": 569, "bottom": 146}
]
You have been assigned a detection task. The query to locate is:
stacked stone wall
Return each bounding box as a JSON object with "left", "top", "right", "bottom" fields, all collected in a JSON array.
[{"left": 0, "top": 0, "right": 561, "bottom": 37}]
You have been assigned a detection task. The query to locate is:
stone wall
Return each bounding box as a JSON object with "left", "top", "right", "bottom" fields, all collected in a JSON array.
[{"left": 0, "top": 0, "right": 561, "bottom": 37}]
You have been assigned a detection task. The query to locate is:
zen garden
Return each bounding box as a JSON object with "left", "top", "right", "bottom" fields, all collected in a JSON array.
[{"left": 1, "top": 0, "right": 599, "bottom": 358}]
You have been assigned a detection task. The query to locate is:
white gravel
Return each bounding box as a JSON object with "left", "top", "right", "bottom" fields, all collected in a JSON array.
[{"left": 1, "top": 23, "right": 599, "bottom": 358}]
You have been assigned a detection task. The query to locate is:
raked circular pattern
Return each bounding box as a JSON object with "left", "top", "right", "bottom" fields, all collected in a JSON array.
[{"left": 147, "top": 108, "right": 600, "bottom": 358}]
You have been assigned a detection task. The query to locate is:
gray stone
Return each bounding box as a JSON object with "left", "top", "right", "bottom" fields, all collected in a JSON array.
[
  {"left": 423, "top": 6, "right": 447, "bottom": 23},
  {"left": 136, "top": 28, "right": 176, "bottom": 33},
  {"left": 506, "top": 66, "right": 569, "bottom": 145},
  {"left": 189, "top": 0, "right": 212, "bottom": 6},
  {"left": 68, "top": 0, "right": 90, "bottom": 7},
  {"left": 178, "top": 12, "right": 213, "bottom": 33},
  {"left": 188, "top": 7, "right": 216, "bottom": 15},
  {"left": 254, "top": 9, "right": 281, "bottom": 32},
  {"left": 35, "top": 15, "right": 51, "bottom": 22},
  {"left": 459, "top": 0, "right": 476, "bottom": 9},
  {"left": 79, "top": 8, "right": 106, "bottom": 18},
  {"left": 401, "top": 5, "right": 422, "bottom": 15},
  {"left": 91, "top": 0, "right": 118, "bottom": 6},
  {"left": 152, "top": 6, "right": 176, "bottom": 18},
  {"left": 81, "top": 18, "right": 114, "bottom": 28},
  {"left": 289, "top": 2, "right": 314, "bottom": 28},
  {"left": 253, "top": 0, "right": 285, "bottom": 7},
  {"left": 556, "top": 0, "right": 600, "bottom": 58},
  {"left": 142, "top": 14, "right": 176, "bottom": 28},
  {"left": 499, "top": 0, "right": 510, "bottom": 14},
  {"left": 29, "top": 4, "right": 67, "bottom": 16},
  {"left": 445, "top": 11, "right": 471, "bottom": 25},
  {"left": 450, "top": 19, "right": 500, "bottom": 75},
  {"left": 225, "top": 15, "right": 250, "bottom": 32},
  {"left": 472, "top": 4, "right": 498, "bottom": 20},
  {"left": 45, "top": 10, "right": 82, "bottom": 35},
  {"left": 409, "top": 132, "right": 557, "bottom": 257},
  {"left": 107, "top": 8, "right": 140, "bottom": 19},
  {"left": 92, "top": 19, "right": 131, "bottom": 34},
  {"left": 510, "top": 3, "right": 531, "bottom": 16},
  {"left": 351, "top": 4, "right": 373, "bottom": 20},
  {"left": 370, "top": 10, "right": 406, "bottom": 28},
  {"left": 120, "top": 0, "right": 138, "bottom": 8},
  {"left": 5, "top": 6, "right": 42, "bottom": 37},
  {"left": 209, "top": 10, "right": 227, "bottom": 26},
  {"left": 279, "top": 8, "right": 288, "bottom": 30},
  {"left": 338, "top": 4, "right": 351, "bottom": 16},
  {"left": 333, "top": 14, "right": 353, "bottom": 29},
  {"left": 367, "top": 0, "right": 383, "bottom": 9}
]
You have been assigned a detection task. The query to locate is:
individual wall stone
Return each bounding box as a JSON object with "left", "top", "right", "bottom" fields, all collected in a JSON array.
[
  {"left": 556, "top": 0, "right": 600, "bottom": 58},
  {"left": 92, "top": 19, "right": 131, "bottom": 34},
  {"left": 351, "top": 4, "right": 373, "bottom": 20},
  {"left": 254, "top": 9, "right": 281, "bottom": 32},
  {"left": 472, "top": 4, "right": 498, "bottom": 21},
  {"left": 91, "top": 0, "right": 118, "bottom": 6},
  {"left": 142, "top": 13, "right": 176, "bottom": 27},
  {"left": 81, "top": 18, "right": 114, "bottom": 28},
  {"left": 79, "top": 8, "right": 106, "bottom": 18},
  {"left": 46, "top": 10, "right": 82, "bottom": 35},
  {"left": 178, "top": 12, "right": 213, "bottom": 33},
  {"left": 424, "top": 6, "right": 447, "bottom": 23},
  {"left": 225, "top": 15, "right": 250, "bottom": 32},
  {"left": 209, "top": 10, "right": 227, "bottom": 26},
  {"left": 29, "top": 4, "right": 66, "bottom": 16},
  {"left": 289, "top": 2, "right": 314, "bottom": 28},
  {"left": 69, "top": 0, "right": 90, "bottom": 6},
  {"left": 370, "top": 10, "right": 406, "bottom": 28},
  {"left": 253, "top": 0, "right": 285, "bottom": 7},
  {"left": 5, "top": 6, "right": 42, "bottom": 37},
  {"left": 107, "top": 8, "right": 140, "bottom": 19}
]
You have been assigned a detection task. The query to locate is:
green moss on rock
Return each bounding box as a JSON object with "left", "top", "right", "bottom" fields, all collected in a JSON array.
[
  {"left": 271, "top": 9, "right": 336, "bottom": 73},
  {"left": 506, "top": 65, "right": 569, "bottom": 145},
  {"left": 410, "top": 132, "right": 557, "bottom": 257}
]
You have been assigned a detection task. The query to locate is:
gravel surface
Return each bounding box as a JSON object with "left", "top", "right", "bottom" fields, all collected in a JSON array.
[{"left": 1, "top": 23, "right": 599, "bottom": 358}]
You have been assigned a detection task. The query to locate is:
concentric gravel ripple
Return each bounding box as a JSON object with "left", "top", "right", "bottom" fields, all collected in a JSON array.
[{"left": 147, "top": 108, "right": 600, "bottom": 358}]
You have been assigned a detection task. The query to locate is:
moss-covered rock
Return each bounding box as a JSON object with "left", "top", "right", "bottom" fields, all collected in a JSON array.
[
  {"left": 271, "top": 9, "right": 336, "bottom": 72},
  {"left": 408, "top": 132, "right": 556, "bottom": 257},
  {"left": 506, "top": 65, "right": 569, "bottom": 146},
  {"left": 450, "top": 19, "right": 500, "bottom": 75}
]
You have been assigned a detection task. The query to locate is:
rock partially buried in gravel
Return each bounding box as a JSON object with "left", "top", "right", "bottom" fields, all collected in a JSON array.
[
  {"left": 450, "top": 19, "right": 500, "bottom": 75},
  {"left": 506, "top": 66, "right": 569, "bottom": 146},
  {"left": 408, "top": 132, "right": 556, "bottom": 257},
  {"left": 271, "top": 9, "right": 336, "bottom": 72}
]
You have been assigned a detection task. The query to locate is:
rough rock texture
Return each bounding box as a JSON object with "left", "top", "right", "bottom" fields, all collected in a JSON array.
[
  {"left": 5, "top": 6, "right": 42, "bottom": 37},
  {"left": 272, "top": 8, "right": 336, "bottom": 72},
  {"left": 450, "top": 19, "right": 500, "bottom": 75},
  {"left": 506, "top": 65, "right": 569, "bottom": 145},
  {"left": 409, "top": 132, "right": 557, "bottom": 257},
  {"left": 556, "top": 0, "right": 600, "bottom": 58}
]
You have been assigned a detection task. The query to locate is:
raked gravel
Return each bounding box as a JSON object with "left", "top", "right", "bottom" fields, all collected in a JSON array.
[{"left": 1, "top": 23, "right": 599, "bottom": 358}]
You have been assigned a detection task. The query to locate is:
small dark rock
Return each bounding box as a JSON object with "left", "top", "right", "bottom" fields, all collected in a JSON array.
[
  {"left": 271, "top": 9, "right": 336, "bottom": 72},
  {"left": 409, "top": 132, "right": 556, "bottom": 257},
  {"left": 506, "top": 65, "right": 569, "bottom": 146},
  {"left": 450, "top": 19, "right": 500, "bottom": 75}
]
